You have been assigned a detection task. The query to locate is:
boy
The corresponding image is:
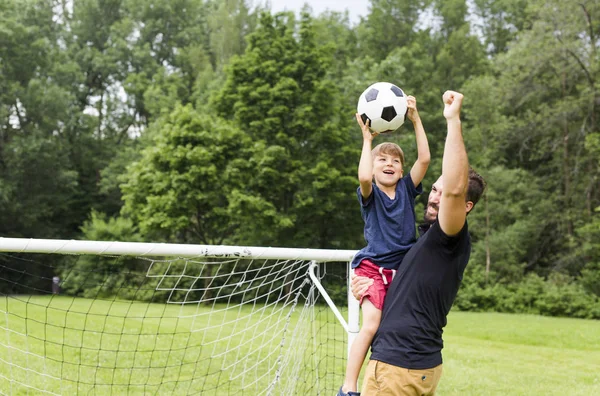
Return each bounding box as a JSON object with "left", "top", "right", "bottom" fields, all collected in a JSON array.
[{"left": 338, "top": 95, "right": 430, "bottom": 396}]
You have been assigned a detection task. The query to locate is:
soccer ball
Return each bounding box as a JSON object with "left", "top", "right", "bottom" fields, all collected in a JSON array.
[{"left": 357, "top": 82, "right": 408, "bottom": 134}]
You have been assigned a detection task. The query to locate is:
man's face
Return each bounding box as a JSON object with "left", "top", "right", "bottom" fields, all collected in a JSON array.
[{"left": 424, "top": 176, "right": 443, "bottom": 223}]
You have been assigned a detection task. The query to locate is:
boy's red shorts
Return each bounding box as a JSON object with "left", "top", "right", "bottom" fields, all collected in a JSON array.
[{"left": 354, "top": 259, "right": 396, "bottom": 311}]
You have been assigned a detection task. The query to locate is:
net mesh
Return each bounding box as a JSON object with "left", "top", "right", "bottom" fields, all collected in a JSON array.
[{"left": 0, "top": 251, "right": 349, "bottom": 395}]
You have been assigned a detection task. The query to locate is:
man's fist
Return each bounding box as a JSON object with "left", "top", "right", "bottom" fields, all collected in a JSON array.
[{"left": 443, "top": 90, "right": 464, "bottom": 120}]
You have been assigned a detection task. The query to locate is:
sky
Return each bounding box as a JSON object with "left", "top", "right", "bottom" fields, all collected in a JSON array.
[{"left": 265, "top": 0, "right": 370, "bottom": 24}]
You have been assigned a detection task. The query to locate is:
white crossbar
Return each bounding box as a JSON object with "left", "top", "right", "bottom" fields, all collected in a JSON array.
[{"left": 0, "top": 237, "right": 357, "bottom": 262}]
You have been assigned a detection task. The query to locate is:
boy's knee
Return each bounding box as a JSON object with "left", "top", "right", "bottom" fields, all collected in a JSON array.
[{"left": 361, "top": 321, "right": 379, "bottom": 337}]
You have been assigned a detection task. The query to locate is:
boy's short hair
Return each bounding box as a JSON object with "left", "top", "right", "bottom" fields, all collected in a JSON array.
[
  {"left": 372, "top": 142, "right": 405, "bottom": 168},
  {"left": 467, "top": 167, "right": 486, "bottom": 207}
]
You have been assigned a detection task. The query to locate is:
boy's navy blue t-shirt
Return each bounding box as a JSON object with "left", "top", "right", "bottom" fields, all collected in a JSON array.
[{"left": 351, "top": 174, "right": 422, "bottom": 270}]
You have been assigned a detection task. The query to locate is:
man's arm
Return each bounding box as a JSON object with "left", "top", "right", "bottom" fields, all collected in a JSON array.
[
  {"left": 356, "top": 113, "right": 377, "bottom": 200},
  {"left": 438, "top": 91, "right": 469, "bottom": 236},
  {"left": 407, "top": 96, "right": 430, "bottom": 186}
]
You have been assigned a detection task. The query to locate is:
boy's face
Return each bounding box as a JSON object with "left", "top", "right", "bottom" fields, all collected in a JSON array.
[{"left": 373, "top": 153, "right": 403, "bottom": 187}]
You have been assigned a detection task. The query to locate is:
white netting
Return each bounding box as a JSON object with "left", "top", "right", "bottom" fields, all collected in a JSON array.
[{"left": 0, "top": 240, "right": 356, "bottom": 395}]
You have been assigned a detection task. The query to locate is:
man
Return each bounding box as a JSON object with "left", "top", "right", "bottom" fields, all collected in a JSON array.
[{"left": 351, "top": 90, "right": 486, "bottom": 395}]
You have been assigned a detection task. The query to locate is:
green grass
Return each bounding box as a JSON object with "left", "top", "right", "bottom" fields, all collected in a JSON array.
[
  {"left": 438, "top": 311, "right": 600, "bottom": 396},
  {"left": 0, "top": 296, "right": 598, "bottom": 395},
  {"left": 0, "top": 295, "right": 347, "bottom": 395}
]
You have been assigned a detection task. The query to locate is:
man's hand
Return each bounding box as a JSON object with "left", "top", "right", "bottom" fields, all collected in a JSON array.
[
  {"left": 356, "top": 113, "right": 379, "bottom": 141},
  {"left": 350, "top": 273, "right": 373, "bottom": 300},
  {"left": 406, "top": 95, "right": 419, "bottom": 122},
  {"left": 443, "top": 90, "right": 464, "bottom": 120}
]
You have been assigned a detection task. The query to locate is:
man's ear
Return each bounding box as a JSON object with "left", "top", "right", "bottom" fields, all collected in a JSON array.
[{"left": 466, "top": 201, "right": 474, "bottom": 214}]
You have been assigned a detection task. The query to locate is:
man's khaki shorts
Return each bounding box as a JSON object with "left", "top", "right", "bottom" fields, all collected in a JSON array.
[{"left": 361, "top": 360, "right": 443, "bottom": 395}]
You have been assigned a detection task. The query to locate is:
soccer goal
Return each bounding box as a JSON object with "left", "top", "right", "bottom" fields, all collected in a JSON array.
[{"left": 0, "top": 237, "right": 359, "bottom": 395}]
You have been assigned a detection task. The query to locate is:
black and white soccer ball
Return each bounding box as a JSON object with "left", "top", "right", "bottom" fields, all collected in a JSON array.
[{"left": 357, "top": 82, "right": 408, "bottom": 134}]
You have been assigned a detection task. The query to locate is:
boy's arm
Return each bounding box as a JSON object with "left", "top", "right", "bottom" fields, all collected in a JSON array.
[
  {"left": 356, "top": 113, "right": 377, "bottom": 200},
  {"left": 438, "top": 90, "right": 469, "bottom": 236},
  {"left": 407, "top": 96, "right": 431, "bottom": 186}
]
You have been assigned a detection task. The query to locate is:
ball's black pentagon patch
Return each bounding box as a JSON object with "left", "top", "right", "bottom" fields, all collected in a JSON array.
[
  {"left": 360, "top": 113, "right": 371, "bottom": 126},
  {"left": 390, "top": 85, "right": 404, "bottom": 97},
  {"left": 381, "top": 106, "right": 397, "bottom": 122},
  {"left": 365, "top": 88, "right": 379, "bottom": 102},
  {"left": 381, "top": 129, "right": 394, "bottom": 134}
]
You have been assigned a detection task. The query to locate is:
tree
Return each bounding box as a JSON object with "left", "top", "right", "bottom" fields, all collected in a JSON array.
[
  {"left": 357, "top": 0, "right": 431, "bottom": 62},
  {"left": 121, "top": 104, "right": 252, "bottom": 244},
  {"left": 0, "top": 0, "right": 82, "bottom": 237},
  {"left": 489, "top": 0, "right": 600, "bottom": 273},
  {"left": 466, "top": 166, "right": 554, "bottom": 283},
  {"left": 577, "top": 207, "right": 600, "bottom": 298},
  {"left": 213, "top": 12, "right": 362, "bottom": 248},
  {"left": 471, "top": 0, "right": 533, "bottom": 55}
]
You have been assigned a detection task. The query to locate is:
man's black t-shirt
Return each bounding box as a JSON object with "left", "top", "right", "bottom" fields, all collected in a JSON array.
[{"left": 369, "top": 219, "right": 471, "bottom": 369}]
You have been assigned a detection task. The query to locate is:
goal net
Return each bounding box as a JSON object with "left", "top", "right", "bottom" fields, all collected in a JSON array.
[{"left": 0, "top": 238, "right": 359, "bottom": 395}]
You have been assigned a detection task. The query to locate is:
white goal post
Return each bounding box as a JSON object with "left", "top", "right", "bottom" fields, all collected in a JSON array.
[{"left": 0, "top": 237, "right": 359, "bottom": 395}]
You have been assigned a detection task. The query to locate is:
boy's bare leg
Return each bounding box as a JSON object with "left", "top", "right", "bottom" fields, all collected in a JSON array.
[{"left": 342, "top": 298, "right": 381, "bottom": 393}]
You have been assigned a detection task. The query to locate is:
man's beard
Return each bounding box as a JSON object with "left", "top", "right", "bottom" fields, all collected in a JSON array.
[
  {"left": 418, "top": 204, "right": 438, "bottom": 236},
  {"left": 423, "top": 203, "right": 438, "bottom": 224}
]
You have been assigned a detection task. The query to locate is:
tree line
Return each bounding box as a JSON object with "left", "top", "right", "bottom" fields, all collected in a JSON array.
[{"left": 0, "top": 0, "right": 598, "bottom": 318}]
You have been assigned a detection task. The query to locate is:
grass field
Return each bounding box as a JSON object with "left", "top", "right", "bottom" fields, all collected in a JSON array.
[
  {"left": 439, "top": 311, "right": 600, "bottom": 395},
  {"left": 0, "top": 295, "right": 347, "bottom": 395},
  {"left": 0, "top": 296, "right": 598, "bottom": 395}
]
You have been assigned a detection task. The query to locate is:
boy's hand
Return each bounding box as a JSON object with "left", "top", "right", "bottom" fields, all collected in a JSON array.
[
  {"left": 356, "top": 113, "right": 379, "bottom": 141},
  {"left": 443, "top": 90, "right": 464, "bottom": 120},
  {"left": 406, "top": 95, "right": 420, "bottom": 122}
]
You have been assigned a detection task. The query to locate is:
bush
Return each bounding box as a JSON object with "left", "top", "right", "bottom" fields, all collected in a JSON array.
[
  {"left": 59, "top": 212, "right": 145, "bottom": 299},
  {"left": 455, "top": 271, "right": 599, "bottom": 320},
  {"left": 535, "top": 279, "right": 598, "bottom": 319},
  {"left": 455, "top": 282, "right": 510, "bottom": 312},
  {"left": 498, "top": 273, "right": 546, "bottom": 314}
]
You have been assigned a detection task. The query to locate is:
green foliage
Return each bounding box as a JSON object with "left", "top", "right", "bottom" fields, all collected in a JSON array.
[
  {"left": 468, "top": 166, "right": 554, "bottom": 282},
  {"left": 80, "top": 210, "right": 142, "bottom": 242},
  {"left": 500, "top": 273, "right": 547, "bottom": 313},
  {"left": 456, "top": 271, "right": 600, "bottom": 319},
  {"left": 0, "top": 133, "right": 78, "bottom": 237},
  {"left": 535, "top": 273, "right": 599, "bottom": 319},
  {"left": 471, "top": 0, "right": 533, "bottom": 54},
  {"left": 577, "top": 209, "right": 600, "bottom": 297},
  {"left": 121, "top": 104, "right": 252, "bottom": 244},
  {"left": 212, "top": 12, "right": 361, "bottom": 248},
  {"left": 312, "top": 11, "right": 358, "bottom": 79},
  {"left": 581, "top": 262, "right": 600, "bottom": 298},
  {"left": 60, "top": 211, "right": 145, "bottom": 299},
  {"left": 356, "top": 0, "right": 430, "bottom": 61},
  {"left": 434, "top": 24, "right": 489, "bottom": 90}
]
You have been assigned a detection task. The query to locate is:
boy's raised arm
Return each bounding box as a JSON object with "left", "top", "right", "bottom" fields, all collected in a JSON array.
[
  {"left": 356, "top": 113, "right": 377, "bottom": 200},
  {"left": 407, "top": 96, "right": 431, "bottom": 186}
]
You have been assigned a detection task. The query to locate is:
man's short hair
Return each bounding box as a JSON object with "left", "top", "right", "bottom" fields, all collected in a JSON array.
[
  {"left": 372, "top": 142, "right": 405, "bottom": 168},
  {"left": 467, "top": 167, "right": 486, "bottom": 206}
]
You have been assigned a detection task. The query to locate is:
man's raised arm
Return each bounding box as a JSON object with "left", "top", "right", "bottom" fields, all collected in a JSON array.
[{"left": 438, "top": 91, "right": 469, "bottom": 236}]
